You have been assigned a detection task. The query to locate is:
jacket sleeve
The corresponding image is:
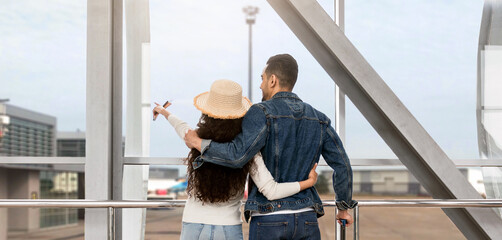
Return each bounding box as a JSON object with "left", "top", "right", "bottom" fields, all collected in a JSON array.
[
  {"left": 321, "top": 121, "right": 358, "bottom": 210},
  {"left": 198, "top": 104, "right": 268, "bottom": 168}
]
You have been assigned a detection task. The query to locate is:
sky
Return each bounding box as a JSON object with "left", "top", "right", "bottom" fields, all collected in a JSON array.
[{"left": 0, "top": 0, "right": 484, "bottom": 166}]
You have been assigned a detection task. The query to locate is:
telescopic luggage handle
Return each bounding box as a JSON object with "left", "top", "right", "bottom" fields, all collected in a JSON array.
[{"left": 340, "top": 219, "right": 347, "bottom": 240}]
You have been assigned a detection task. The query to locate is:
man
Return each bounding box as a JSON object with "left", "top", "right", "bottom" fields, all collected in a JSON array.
[{"left": 185, "top": 54, "right": 357, "bottom": 239}]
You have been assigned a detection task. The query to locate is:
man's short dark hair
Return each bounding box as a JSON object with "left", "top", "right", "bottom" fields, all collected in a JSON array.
[{"left": 265, "top": 54, "right": 298, "bottom": 90}]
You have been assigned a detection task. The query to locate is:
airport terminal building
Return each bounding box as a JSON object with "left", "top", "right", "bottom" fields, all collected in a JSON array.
[{"left": 0, "top": 103, "right": 81, "bottom": 234}]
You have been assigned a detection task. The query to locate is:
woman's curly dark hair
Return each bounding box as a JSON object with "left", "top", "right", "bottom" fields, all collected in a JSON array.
[{"left": 185, "top": 114, "right": 255, "bottom": 203}]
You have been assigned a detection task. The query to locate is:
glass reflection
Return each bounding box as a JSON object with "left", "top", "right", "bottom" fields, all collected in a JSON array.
[{"left": 40, "top": 171, "right": 78, "bottom": 228}]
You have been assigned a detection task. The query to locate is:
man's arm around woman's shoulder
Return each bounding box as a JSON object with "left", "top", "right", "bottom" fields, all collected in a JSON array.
[{"left": 185, "top": 104, "right": 268, "bottom": 169}]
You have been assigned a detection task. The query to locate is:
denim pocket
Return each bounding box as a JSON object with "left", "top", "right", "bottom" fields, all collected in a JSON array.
[
  {"left": 180, "top": 222, "right": 204, "bottom": 240},
  {"left": 256, "top": 221, "right": 288, "bottom": 240},
  {"left": 304, "top": 221, "right": 321, "bottom": 240}
]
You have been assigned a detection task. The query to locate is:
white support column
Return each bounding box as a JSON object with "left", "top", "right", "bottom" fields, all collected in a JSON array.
[
  {"left": 477, "top": 0, "right": 502, "bottom": 218},
  {"left": 333, "top": 3, "right": 345, "bottom": 240},
  {"left": 0, "top": 168, "right": 6, "bottom": 240},
  {"left": 123, "top": 1, "right": 151, "bottom": 240},
  {"left": 112, "top": 0, "right": 124, "bottom": 238},
  {"left": 334, "top": 0, "right": 345, "bottom": 143},
  {"left": 86, "top": 0, "right": 122, "bottom": 239}
]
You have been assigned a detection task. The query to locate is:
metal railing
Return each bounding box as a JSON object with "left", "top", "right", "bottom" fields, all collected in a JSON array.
[
  {"left": 330, "top": 199, "right": 502, "bottom": 240},
  {"left": 1, "top": 199, "right": 502, "bottom": 240},
  {"left": 3, "top": 157, "right": 502, "bottom": 167}
]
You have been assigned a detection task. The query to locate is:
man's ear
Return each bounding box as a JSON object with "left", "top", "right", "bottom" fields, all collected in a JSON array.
[{"left": 269, "top": 74, "right": 278, "bottom": 88}]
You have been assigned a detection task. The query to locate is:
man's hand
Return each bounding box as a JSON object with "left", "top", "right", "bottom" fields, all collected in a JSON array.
[
  {"left": 336, "top": 210, "right": 354, "bottom": 227},
  {"left": 184, "top": 129, "right": 202, "bottom": 151}
]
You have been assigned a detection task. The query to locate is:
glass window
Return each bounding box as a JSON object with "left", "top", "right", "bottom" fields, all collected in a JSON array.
[
  {"left": 344, "top": 1, "right": 483, "bottom": 160},
  {"left": 40, "top": 171, "right": 79, "bottom": 228},
  {"left": 0, "top": 0, "right": 86, "bottom": 159}
]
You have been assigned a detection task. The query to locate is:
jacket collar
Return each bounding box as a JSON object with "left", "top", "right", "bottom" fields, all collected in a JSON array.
[{"left": 270, "top": 91, "right": 302, "bottom": 101}]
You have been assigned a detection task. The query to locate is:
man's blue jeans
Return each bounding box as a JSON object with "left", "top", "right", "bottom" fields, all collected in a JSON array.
[{"left": 249, "top": 211, "right": 321, "bottom": 240}]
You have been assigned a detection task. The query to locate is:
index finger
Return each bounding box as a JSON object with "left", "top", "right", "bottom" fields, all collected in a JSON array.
[{"left": 311, "top": 163, "right": 318, "bottom": 171}]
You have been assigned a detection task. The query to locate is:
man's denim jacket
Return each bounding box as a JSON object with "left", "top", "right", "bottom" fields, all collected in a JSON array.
[{"left": 196, "top": 92, "right": 357, "bottom": 221}]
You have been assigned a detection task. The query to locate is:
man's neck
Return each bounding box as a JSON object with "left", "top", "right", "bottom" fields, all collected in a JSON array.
[{"left": 268, "top": 88, "right": 292, "bottom": 100}]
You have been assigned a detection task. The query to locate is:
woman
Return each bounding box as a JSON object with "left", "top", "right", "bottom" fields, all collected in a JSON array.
[{"left": 153, "top": 79, "right": 317, "bottom": 240}]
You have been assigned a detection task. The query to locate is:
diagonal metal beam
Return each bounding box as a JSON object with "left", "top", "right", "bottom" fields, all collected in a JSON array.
[{"left": 267, "top": 0, "right": 502, "bottom": 239}]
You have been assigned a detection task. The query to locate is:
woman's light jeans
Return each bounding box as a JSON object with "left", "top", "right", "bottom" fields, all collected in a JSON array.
[{"left": 180, "top": 222, "right": 243, "bottom": 240}]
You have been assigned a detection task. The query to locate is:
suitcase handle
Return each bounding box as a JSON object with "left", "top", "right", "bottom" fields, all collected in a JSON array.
[
  {"left": 340, "top": 219, "right": 347, "bottom": 240},
  {"left": 340, "top": 219, "right": 347, "bottom": 227}
]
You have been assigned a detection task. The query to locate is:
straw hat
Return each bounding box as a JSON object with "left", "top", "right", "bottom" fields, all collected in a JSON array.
[{"left": 194, "top": 79, "right": 252, "bottom": 119}]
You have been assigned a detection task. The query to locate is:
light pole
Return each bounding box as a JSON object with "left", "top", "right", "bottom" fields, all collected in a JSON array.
[{"left": 243, "top": 6, "right": 259, "bottom": 102}]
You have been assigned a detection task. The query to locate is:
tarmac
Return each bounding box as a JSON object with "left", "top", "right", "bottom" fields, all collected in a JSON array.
[{"left": 7, "top": 195, "right": 466, "bottom": 240}]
